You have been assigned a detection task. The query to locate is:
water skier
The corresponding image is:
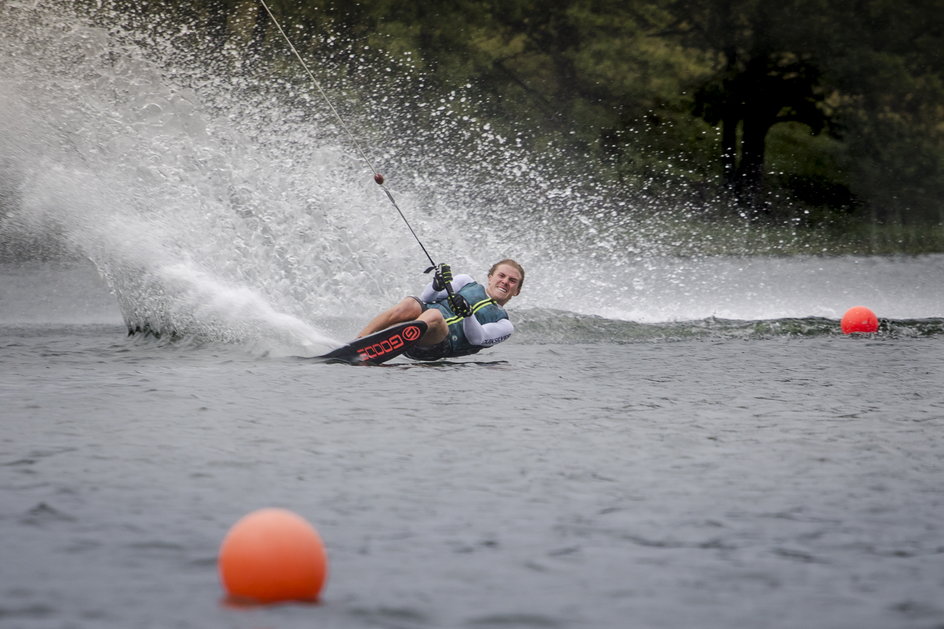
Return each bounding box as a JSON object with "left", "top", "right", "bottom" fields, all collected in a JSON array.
[{"left": 357, "top": 259, "right": 524, "bottom": 360}]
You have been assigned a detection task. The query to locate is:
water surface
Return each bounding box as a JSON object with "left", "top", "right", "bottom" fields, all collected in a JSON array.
[{"left": 2, "top": 264, "right": 942, "bottom": 629}]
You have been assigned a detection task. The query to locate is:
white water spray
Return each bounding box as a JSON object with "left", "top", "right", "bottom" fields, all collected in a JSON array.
[
  {"left": 1, "top": 1, "right": 939, "bottom": 347},
  {"left": 2, "top": 0, "right": 636, "bottom": 347}
]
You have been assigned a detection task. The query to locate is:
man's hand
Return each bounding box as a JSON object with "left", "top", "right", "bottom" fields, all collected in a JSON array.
[
  {"left": 432, "top": 263, "right": 453, "bottom": 292},
  {"left": 449, "top": 293, "right": 473, "bottom": 318}
]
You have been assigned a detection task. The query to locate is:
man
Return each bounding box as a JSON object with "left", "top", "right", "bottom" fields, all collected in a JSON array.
[{"left": 357, "top": 259, "right": 524, "bottom": 360}]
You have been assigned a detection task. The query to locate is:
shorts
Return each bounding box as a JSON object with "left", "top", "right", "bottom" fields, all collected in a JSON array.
[
  {"left": 404, "top": 339, "right": 450, "bottom": 361},
  {"left": 403, "top": 296, "right": 450, "bottom": 360}
]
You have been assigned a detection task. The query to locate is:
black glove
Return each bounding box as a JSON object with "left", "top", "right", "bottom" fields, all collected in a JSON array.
[
  {"left": 432, "top": 263, "right": 453, "bottom": 292},
  {"left": 448, "top": 293, "right": 473, "bottom": 318}
]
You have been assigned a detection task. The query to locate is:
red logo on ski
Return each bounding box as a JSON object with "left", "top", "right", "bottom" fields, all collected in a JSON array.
[{"left": 356, "top": 333, "right": 405, "bottom": 361}]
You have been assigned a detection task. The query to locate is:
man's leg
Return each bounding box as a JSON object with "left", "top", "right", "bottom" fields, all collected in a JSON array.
[
  {"left": 357, "top": 297, "right": 423, "bottom": 337},
  {"left": 416, "top": 308, "right": 448, "bottom": 346},
  {"left": 358, "top": 298, "right": 449, "bottom": 346}
]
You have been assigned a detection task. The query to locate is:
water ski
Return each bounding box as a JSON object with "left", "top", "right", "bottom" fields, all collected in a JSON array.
[{"left": 316, "top": 320, "right": 427, "bottom": 365}]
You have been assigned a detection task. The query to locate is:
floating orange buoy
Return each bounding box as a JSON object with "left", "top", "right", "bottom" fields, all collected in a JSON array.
[
  {"left": 841, "top": 306, "right": 879, "bottom": 334},
  {"left": 218, "top": 508, "right": 328, "bottom": 604}
]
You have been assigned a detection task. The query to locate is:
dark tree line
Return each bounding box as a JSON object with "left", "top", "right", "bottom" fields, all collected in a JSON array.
[{"left": 108, "top": 0, "right": 944, "bottom": 226}]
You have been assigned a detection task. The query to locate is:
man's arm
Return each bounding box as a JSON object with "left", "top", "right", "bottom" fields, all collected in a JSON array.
[
  {"left": 462, "top": 316, "right": 514, "bottom": 347},
  {"left": 418, "top": 274, "right": 474, "bottom": 303}
]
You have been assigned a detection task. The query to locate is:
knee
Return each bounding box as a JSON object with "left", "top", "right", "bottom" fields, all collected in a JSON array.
[
  {"left": 393, "top": 297, "right": 423, "bottom": 320},
  {"left": 420, "top": 308, "right": 445, "bottom": 326},
  {"left": 419, "top": 308, "right": 448, "bottom": 342}
]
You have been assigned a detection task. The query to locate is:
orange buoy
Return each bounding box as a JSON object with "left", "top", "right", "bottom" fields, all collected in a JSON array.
[
  {"left": 218, "top": 508, "right": 328, "bottom": 604},
  {"left": 840, "top": 306, "right": 879, "bottom": 334}
]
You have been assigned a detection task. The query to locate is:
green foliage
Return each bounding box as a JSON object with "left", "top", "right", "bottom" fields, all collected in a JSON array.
[{"left": 109, "top": 0, "right": 944, "bottom": 233}]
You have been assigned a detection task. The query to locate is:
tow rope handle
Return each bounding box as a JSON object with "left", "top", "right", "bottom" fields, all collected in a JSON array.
[
  {"left": 424, "top": 264, "right": 455, "bottom": 298},
  {"left": 424, "top": 264, "right": 473, "bottom": 318}
]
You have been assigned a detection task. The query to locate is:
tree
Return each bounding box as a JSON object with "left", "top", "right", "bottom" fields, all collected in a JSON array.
[
  {"left": 820, "top": 0, "right": 944, "bottom": 224},
  {"left": 662, "top": 0, "right": 834, "bottom": 212},
  {"left": 665, "top": 0, "right": 944, "bottom": 222}
]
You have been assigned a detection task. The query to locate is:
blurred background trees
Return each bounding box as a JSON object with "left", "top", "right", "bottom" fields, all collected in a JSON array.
[{"left": 111, "top": 0, "right": 944, "bottom": 232}]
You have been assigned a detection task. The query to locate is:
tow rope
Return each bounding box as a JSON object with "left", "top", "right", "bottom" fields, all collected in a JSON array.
[{"left": 257, "top": 0, "right": 437, "bottom": 269}]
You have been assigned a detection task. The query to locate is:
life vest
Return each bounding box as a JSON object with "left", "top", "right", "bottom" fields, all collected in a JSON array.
[{"left": 426, "top": 281, "right": 508, "bottom": 356}]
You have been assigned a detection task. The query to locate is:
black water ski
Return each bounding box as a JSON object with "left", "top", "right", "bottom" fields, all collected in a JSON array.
[{"left": 317, "top": 320, "right": 427, "bottom": 365}]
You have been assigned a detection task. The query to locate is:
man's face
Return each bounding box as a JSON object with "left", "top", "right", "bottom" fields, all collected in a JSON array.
[{"left": 486, "top": 264, "right": 522, "bottom": 305}]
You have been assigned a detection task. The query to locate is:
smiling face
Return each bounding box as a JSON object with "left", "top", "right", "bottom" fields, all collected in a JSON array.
[{"left": 486, "top": 263, "right": 523, "bottom": 306}]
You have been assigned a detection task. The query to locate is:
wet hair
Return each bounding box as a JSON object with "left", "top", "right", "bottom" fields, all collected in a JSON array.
[{"left": 488, "top": 259, "right": 525, "bottom": 294}]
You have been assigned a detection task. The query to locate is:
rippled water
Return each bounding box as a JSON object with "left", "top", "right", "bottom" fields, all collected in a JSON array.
[{"left": 2, "top": 263, "right": 943, "bottom": 629}]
